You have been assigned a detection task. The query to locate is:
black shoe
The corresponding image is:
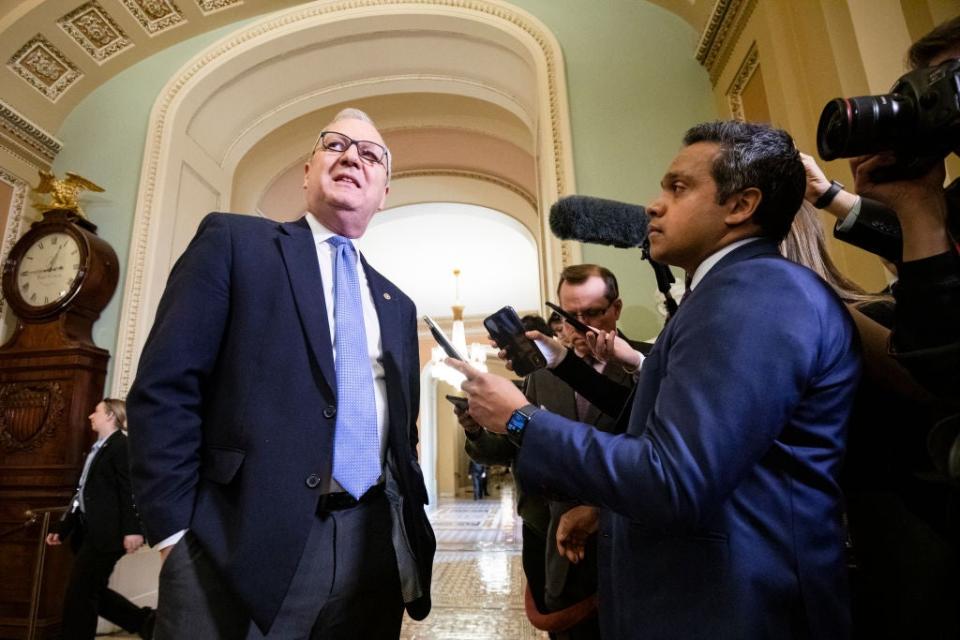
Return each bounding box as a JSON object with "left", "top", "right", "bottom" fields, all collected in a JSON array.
[{"left": 138, "top": 608, "right": 156, "bottom": 640}]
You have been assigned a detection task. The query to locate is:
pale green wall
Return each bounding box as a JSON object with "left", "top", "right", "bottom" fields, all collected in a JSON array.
[
  {"left": 53, "top": 21, "right": 255, "bottom": 387},
  {"left": 53, "top": 1, "right": 715, "bottom": 388},
  {"left": 511, "top": 0, "right": 717, "bottom": 340}
]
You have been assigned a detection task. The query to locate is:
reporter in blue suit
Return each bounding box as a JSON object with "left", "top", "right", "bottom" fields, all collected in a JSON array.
[
  {"left": 452, "top": 121, "right": 860, "bottom": 639},
  {"left": 128, "top": 109, "right": 434, "bottom": 638}
]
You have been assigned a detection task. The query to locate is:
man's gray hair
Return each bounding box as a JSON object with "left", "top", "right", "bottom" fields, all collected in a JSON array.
[{"left": 316, "top": 107, "right": 392, "bottom": 176}]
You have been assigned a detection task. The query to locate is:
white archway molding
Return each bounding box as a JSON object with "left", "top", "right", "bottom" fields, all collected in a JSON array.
[
  {"left": 387, "top": 171, "right": 537, "bottom": 233},
  {"left": 0, "top": 168, "right": 30, "bottom": 343},
  {"left": 114, "top": 0, "right": 578, "bottom": 395}
]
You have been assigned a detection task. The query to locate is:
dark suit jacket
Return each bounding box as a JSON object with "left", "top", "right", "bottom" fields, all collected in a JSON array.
[
  {"left": 528, "top": 363, "right": 632, "bottom": 611},
  {"left": 57, "top": 429, "right": 141, "bottom": 554},
  {"left": 833, "top": 181, "right": 960, "bottom": 403},
  {"left": 833, "top": 177, "right": 959, "bottom": 264},
  {"left": 128, "top": 213, "right": 435, "bottom": 632},
  {"left": 516, "top": 240, "right": 861, "bottom": 639}
]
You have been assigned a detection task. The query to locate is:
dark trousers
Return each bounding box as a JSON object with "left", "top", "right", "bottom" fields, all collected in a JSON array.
[
  {"left": 155, "top": 493, "right": 403, "bottom": 639},
  {"left": 521, "top": 523, "right": 548, "bottom": 614},
  {"left": 61, "top": 533, "right": 149, "bottom": 640}
]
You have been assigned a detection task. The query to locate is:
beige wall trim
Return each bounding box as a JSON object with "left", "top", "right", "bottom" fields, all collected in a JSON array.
[
  {"left": 0, "top": 142, "right": 44, "bottom": 173},
  {"left": 113, "top": 0, "right": 577, "bottom": 396},
  {"left": 726, "top": 42, "right": 759, "bottom": 122},
  {"left": 0, "top": 99, "right": 62, "bottom": 163},
  {"left": 392, "top": 169, "right": 537, "bottom": 209},
  {"left": 696, "top": 0, "right": 757, "bottom": 84},
  {"left": 0, "top": 168, "right": 30, "bottom": 329}
]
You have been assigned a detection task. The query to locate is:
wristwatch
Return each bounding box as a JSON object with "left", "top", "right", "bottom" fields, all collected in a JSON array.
[
  {"left": 814, "top": 179, "right": 844, "bottom": 209},
  {"left": 506, "top": 404, "right": 540, "bottom": 445}
]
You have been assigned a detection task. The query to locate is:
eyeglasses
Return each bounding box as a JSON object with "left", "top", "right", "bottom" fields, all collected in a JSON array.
[
  {"left": 313, "top": 131, "right": 390, "bottom": 169},
  {"left": 562, "top": 301, "right": 615, "bottom": 321}
]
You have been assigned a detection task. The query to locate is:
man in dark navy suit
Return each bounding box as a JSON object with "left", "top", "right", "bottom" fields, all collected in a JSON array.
[
  {"left": 453, "top": 121, "right": 861, "bottom": 639},
  {"left": 128, "top": 108, "right": 434, "bottom": 638}
]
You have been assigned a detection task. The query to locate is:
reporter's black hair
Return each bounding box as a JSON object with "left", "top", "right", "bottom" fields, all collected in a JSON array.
[{"left": 683, "top": 120, "right": 805, "bottom": 243}]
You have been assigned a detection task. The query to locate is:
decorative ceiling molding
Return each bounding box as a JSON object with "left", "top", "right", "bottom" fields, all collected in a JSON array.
[
  {"left": 58, "top": 1, "right": 133, "bottom": 64},
  {"left": 7, "top": 35, "right": 83, "bottom": 102},
  {"left": 695, "top": 0, "right": 757, "bottom": 84},
  {"left": 121, "top": 0, "right": 185, "bottom": 35},
  {"left": 0, "top": 99, "right": 63, "bottom": 163},
  {"left": 726, "top": 42, "right": 758, "bottom": 121},
  {"left": 196, "top": 0, "right": 244, "bottom": 16},
  {"left": 392, "top": 169, "right": 537, "bottom": 209}
]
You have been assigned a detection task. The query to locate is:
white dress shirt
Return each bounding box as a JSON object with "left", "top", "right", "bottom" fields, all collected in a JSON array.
[{"left": 689, "top": 237, "right": 762, "bottom": 291}]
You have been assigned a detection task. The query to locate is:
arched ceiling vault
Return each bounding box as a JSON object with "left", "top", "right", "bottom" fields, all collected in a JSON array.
[{"left": 0, "top": 1, "right": 715, "bottom": 170}]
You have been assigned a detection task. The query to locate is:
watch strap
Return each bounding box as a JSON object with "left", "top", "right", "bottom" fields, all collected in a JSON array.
[{"left": 814, "top": 179, "right": 844, "bottom": 209}]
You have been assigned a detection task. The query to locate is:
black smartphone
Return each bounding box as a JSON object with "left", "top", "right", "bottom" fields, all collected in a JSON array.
[
  {"left": 545, "top": 301, "right": 597, "bottom": 335},
  {"left": 483, "top": 306, "right": 547, "bottom": 377},
  {"left": 424, "top": 316, "right": 465, "bottom": 360},
  {"left": 444, "top": 394, "right": 468, "bottom": 411}
]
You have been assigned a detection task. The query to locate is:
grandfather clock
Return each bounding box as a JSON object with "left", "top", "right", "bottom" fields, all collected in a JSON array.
[{"left": 0, "top": 189, "right": 119, "bottom": 639}]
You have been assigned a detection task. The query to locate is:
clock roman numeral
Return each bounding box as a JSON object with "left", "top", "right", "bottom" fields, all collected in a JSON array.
[
  {"left": 44, "top": 296, "right": 49, "bottom": 304},
  {"left": 50, "top": 236, "right": 58, "bottom": 245},
  {"left": 38, "top": 241, "right": 44, "bottom": 250},
  {"left": 29, "top": 293, "right": 36, "bottom": 302},
  {"left": 21, "top": 282, "right": 29, "bottom": 291}
]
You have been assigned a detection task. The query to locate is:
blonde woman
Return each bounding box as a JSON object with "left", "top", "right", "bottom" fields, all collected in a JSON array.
[{"left": 46, "top": 399, "right": 155, "bottom": 639}]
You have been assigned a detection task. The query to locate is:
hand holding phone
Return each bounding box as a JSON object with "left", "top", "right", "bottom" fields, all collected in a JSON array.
[
  {"left": 444, "top": 394, "right": 469, "bottom": 411},
  {"left": 545, "top": 301, "right": 597, "bottom": 335},
  {"left": 483, "top": 306, "right": 547, "bottom": 377}
]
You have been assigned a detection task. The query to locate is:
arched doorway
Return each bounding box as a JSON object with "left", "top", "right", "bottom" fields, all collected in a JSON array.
[{"left": 113, "top": 0, "right": 579, "bottom": 397}]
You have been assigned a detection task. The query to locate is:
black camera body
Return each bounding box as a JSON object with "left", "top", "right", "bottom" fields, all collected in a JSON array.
[{"left": 817, "top": 58, "right": 960, "bottom": 181}]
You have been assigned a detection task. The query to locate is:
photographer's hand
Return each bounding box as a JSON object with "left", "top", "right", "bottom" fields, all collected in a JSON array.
[
  {"left": 800, "top": 152, "right": 858, "bottom": 220},
  {"left": 851, "top": 153, "right": 951, "bottom": 262}
]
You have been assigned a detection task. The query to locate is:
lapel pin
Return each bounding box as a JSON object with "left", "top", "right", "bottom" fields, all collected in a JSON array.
[{"left": 383, "top": 292, "right": 392, "bottom": 300}]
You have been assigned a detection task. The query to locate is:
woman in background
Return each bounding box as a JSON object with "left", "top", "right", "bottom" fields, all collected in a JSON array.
[{"left": 46, "top": 399, "right": 155, "bottom": 640}]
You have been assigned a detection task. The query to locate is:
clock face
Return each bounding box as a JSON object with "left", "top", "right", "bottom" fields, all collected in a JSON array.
[{"left": 15, "top": 232, "right": 82, "bottom": 308}]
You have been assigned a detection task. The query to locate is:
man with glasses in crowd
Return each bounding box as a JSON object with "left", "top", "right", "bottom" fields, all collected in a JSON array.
[
  {"left": 128, "top": 108, "right": 435, "bottom": 638},
  {"left": 461, "top": 264, "right": 642, "bottom": 638}
]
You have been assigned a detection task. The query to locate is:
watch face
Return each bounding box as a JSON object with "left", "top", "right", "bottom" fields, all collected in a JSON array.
[{"left": 15, "top": 232, "right": 82, "bottom": 307}]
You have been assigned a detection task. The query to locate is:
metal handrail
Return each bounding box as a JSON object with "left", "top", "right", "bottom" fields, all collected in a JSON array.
[
  {"left": 0, "top": 506, "right": 66, "bottom": 640},
  {"left": 0, "top": 513, "right": 39, "bottom": 541},
  {"left": 0, "top": 506, "right": 65, "bottom": 540}
]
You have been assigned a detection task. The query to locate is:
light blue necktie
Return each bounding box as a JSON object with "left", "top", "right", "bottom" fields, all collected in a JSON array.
[{"left": 328, "top": 236, "right": 380, "bottom": 499}]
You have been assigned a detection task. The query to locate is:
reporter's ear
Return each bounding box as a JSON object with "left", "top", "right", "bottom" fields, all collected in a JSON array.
[{"left": 724, "top": 187, "right": 762, "bottom": 226}]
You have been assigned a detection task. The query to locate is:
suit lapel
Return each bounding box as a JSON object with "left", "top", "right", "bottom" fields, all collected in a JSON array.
[
  {"left": 276, "top": 218, "right": 337, "bottom": 399},
  {"left": 360, "top": 254, "right": 409, "bottom": 444},
  {"left": 626, "top": 240, "right": 782, "bottom": 435},
  {"left": 88, "top": 430, "right": 119, "bottom": 479}
]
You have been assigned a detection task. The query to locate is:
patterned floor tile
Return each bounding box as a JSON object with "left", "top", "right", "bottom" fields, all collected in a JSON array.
[{"left": 104, "top": 488, "right": 544, "bottom": 639}]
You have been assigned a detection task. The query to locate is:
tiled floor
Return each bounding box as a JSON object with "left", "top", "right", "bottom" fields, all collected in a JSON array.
[
  {"left": 106, "top": 485, "right": 544, "bottom": 639},
  {"left": 400, "top": 487, "right": 545, "bottom": 639}
]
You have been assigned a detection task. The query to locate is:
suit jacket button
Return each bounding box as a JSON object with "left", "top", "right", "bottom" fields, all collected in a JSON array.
[
  {"left": 305, "top": 474, "right": 321, "bottom": 488},
  {"left": 323, "top": 406, "right": 336, "bottom": 419}
]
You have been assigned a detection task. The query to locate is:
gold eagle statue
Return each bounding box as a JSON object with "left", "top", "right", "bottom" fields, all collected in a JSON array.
[{"left": 31, "top": 170, "right": 104, "bottom": 218}]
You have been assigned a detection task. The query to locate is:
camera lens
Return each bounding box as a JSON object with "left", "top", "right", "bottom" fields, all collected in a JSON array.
[{"left": 816, "top": 93, "right": 916, "bottom": 160}]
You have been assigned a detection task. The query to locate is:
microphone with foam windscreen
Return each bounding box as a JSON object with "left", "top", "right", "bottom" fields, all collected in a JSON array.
[
  {"left": 549, "top": 195, "right": 678, "bottom": 320},
  {"left": 549, "top": 196, "right": 648, "bottom": 248}
]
